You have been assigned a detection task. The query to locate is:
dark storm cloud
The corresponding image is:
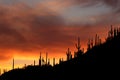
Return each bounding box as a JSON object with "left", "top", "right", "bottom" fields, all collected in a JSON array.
[
  {"left": 102, "top": 0, "right": 119, "bottom": 7},
  {"left": 0, "top": 4, "right": 71, "bottom": 53},
  {"left": 0, "top": 23, "right": 26, "bottom": 41}
]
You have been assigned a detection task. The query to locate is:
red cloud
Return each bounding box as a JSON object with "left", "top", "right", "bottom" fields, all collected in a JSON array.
[{"left": 0, "top": 1, "right": 120, "bottom": 62}]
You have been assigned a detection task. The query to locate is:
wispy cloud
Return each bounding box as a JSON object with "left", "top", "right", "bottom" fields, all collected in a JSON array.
[{"left": 0, "top": 0, "right": 120, "bottom": 62}]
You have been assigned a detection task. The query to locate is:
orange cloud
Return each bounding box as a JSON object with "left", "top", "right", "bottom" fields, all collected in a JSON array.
[{"left": 0, "top": 1, "right": 120, "bottom": 74}]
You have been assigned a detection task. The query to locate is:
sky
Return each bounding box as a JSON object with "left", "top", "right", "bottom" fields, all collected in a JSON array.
[{"left": 0, "top": 0, "right": 120, "bottom": 73}]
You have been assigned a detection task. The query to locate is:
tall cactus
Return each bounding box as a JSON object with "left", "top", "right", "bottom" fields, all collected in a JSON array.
[
  {"left": 13, "top": 58, "right": 14, "bottom": 69},
  {"left": 110, "top": 25, "right": 113, "bottom": 37},
  {"left": 39, "top": 52, "right": 41, "bottom": 66},
  {"left": 46, "top": 52, "right": 48, "bottom": 65},
  {"left": 34, "top": 60, "right": 35, "bottom": 66},
  {"left": 66, "top": 48, "right": 72, "bottom": 60},
  {"left": 53, "top": 58, "right": 55, "bottom": 66},
  {"left": 75, "top": 37, "right": 81, "bottom": 52},
  {"left": 87, "top": 39, "right": 91, "bottom": 51}
]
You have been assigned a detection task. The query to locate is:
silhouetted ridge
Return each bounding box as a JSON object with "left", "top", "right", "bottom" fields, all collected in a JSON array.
[{"left": 1, "top": 26, "right": 120, "bottom": 80}]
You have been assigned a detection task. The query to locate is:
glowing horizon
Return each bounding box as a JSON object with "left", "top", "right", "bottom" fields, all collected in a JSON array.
[{"left": 0, "top": 0, "right": 120, "bottom": 75}]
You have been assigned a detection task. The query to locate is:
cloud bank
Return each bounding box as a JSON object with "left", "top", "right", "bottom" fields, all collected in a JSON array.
[{"left": 0, "top": 0, "right": 120, "bottom": 61}]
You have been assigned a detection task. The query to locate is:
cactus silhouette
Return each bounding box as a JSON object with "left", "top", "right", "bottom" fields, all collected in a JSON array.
[{"left": 75, "top": 37, "right": 81, "bottom": 52}]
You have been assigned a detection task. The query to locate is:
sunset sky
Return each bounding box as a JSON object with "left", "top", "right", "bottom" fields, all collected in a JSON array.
[{"left": 0, "top": 0, "right": 120, "bottom": 73}]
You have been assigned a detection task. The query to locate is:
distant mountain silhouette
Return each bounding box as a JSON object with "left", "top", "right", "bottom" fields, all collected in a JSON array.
[{"left": 0, "top": 27, "right": 120, "bottom": 80}]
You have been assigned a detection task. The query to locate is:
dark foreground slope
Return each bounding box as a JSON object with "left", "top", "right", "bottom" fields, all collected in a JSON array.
[{"left": 0, "top": 34, "right": 120, "bottom": 80}]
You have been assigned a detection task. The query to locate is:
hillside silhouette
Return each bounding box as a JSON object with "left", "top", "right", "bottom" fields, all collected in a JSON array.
[{"left": 0, "top": 26, "right": 120, "bottom": 80}]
